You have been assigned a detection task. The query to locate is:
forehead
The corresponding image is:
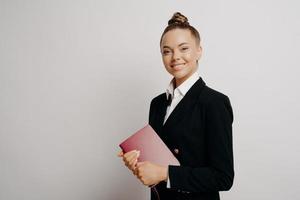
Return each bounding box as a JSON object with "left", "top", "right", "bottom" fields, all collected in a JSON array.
[{"left": 161, "top": 29, "right": 195, "bottom": 48}]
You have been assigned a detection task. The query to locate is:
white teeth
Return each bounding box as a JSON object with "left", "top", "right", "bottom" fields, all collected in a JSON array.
[{"left": 173, "top": 63, "right": 184, "bottom": 67}]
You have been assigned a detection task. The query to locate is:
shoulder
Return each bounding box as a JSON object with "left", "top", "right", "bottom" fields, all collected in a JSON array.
[
  {"left": 151, "top": 92, "right": 166, "bottom": 103},
  {"left": 201, "top": 85, "right": 233, "bottom": 121},
  {"left": 201, "top": 85, "right": 230, "bottom": 104},
  {"left": 150, "top": 92, "right": 166, "bottom": 106}
]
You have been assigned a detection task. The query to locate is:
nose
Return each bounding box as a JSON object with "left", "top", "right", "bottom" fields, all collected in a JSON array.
[{"left": 172, "top": 49, "right": 181, "bottom": 61}]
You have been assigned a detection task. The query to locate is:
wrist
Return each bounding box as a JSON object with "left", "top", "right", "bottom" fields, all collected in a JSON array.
[{"left": 160, "top": 166, "right": 168, "bottom": 182}]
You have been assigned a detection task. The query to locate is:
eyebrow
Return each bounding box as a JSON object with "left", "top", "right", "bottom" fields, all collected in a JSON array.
[{"left": 162, "top": 42, "right": 189, "bottom": 49}]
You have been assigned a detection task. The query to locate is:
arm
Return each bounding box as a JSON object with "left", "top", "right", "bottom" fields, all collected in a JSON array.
[
  {"left": 148, "top": 98, "right": 156, "bottom": 128},
  {"left": 168, "top": 96, "right": 234, "bottom": 193}
]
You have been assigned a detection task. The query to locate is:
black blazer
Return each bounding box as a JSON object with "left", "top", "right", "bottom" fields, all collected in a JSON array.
[{"left": 149, "top": 77, "right": 234, "bottom": 200}]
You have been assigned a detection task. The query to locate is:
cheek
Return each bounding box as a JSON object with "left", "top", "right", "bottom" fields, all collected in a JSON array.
[
  {"left": 184, "top": 52, "right": 197, "bottom": 62},
  {"left": 184, "top": 54, "right": 193, "bottom": 62},
  {"left": 162, "top": 56, "right": 171, "bottom": 66}
]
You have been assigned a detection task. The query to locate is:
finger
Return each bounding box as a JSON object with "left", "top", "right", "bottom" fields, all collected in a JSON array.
[
  {"left": 133, "top": 169, "right": 137, "bottom": 175},
  {"left": 117, "top": 151, "right": 124, "bottom": 157},
  {"left": 128, "top": 156, "right": 139, "bottom": 170},
  {"left": 123, "top": 151, "right": 135, "bottom": 162},
  {"left": 123, "top": 154, "right": 136, "bottom": 166},
  {"left": 132, "top": 167, "right": 138, "bottom": 176},
  {"left": 136, "top": 162, "right": 144, "bottom": 168},
  {"left": 123, "top": 152, "right": 134, "bottom": 164},
  {"left": 123, "top": 150, "right": 139, "bottom": 159},
  {"left": 123, "top": 150, "right": 140, "bottom": 164},
  {"left": 133, "top": 164, "right": 140, "bottom": 175},
  {"left": 123, "top": 154, "right": 139, "bottom": 170},
  {"left": 129, "top": 158, "right": 138, "bottom": 170},
  {"left": 137, "top": 174, "right": 143, "bottom": 180}
]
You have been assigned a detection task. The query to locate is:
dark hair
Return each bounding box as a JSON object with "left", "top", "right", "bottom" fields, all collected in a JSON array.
[{"left": 160, "top": 12, "right": 201, "bottom": 47}]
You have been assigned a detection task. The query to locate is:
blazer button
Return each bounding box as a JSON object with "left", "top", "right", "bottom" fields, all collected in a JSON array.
[{"left": 173, "top": 148, "right": 179, "bottom": 154}]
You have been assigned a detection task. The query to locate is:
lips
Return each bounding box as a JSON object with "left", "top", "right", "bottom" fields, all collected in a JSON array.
[
  {"left": 171, "top": 63, "right": 186, "bottom": 71},
  {"left": 171, "top": 63, "right": 185, "bottom": 67}
]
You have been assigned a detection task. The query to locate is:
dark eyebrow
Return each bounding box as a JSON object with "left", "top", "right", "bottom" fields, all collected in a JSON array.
[{"left": 162, "top": 42, "right": 189, "bottom": 49}]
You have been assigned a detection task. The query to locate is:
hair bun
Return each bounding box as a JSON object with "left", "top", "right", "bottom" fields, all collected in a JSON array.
[{"left": 168, "top": 12, "right": 189, "bottom": 26}]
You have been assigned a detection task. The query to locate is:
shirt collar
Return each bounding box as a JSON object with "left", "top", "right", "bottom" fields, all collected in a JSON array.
[{"left": 165, "top": 71, "right": 200, "bottom": 100}]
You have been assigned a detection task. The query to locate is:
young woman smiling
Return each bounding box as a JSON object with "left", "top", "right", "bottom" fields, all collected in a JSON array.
[{"left": 118, "top": 12, "right": 234, "bottom": 200}]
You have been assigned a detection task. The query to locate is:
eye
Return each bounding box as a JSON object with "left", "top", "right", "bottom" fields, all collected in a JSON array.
[
  {"left": 163, "top": 50, "right": 171, "bottom": 55},
  {"left": 181, "top": 47, "right": 189, "bottom": 51}
]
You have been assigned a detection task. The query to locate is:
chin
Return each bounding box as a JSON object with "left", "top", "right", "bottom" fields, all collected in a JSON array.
[{"left": 171, "top": 71, "right": 188, "bottom": 79}]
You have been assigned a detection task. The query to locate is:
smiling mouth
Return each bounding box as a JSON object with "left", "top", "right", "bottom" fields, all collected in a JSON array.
[
  {"left": 171, "top": 63, "right": 186, "bottom": 71},
  {"left": 171, "top": 63, "right": 185, "bottom": 67}
]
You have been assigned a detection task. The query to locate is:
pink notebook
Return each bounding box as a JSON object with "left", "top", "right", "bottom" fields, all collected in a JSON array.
[{"left": 119, "top": 124, "right": 180, "bottom": 167}]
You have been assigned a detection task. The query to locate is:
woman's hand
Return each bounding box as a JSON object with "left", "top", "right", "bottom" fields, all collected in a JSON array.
[
  {"left": 135, "top": 161, "right": 168, "bottom": 186},
  {"left": 118, "top": 150, "right": 168, "bottom": 186},
  {"left": 117, "top": 150, "right": 140, "bottom": 174}
]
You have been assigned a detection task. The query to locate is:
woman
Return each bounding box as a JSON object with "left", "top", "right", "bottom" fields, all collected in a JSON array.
[{"left": 118, "top": 12, "right": 234, "bottom": 200}]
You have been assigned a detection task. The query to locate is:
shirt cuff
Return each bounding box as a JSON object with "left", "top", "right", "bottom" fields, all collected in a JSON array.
[{"left": 166, "top": 166, "right": 171, "bottom": 188}]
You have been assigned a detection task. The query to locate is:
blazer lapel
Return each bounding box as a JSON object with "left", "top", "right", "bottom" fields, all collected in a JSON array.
[{"left": 162, "top": 77, "right": 206, "bottom": 130}]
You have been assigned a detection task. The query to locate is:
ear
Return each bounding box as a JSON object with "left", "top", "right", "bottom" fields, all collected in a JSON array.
[{"left": 196, "top": 45, "right": 202, "bottom": 61}]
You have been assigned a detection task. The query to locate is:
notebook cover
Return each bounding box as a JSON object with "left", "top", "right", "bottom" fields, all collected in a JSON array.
[{"left": 119, "top": 124, "right": 180, "bottom": 167}]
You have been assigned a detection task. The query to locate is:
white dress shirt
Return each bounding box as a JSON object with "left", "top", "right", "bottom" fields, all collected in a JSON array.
[{"left": 163, "top": 71, "right": 200, "bottom": 188}]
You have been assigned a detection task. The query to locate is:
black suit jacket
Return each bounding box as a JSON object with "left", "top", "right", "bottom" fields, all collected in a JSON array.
[{"left": 149, "top": 77, "right": 234, "bottom": 200}]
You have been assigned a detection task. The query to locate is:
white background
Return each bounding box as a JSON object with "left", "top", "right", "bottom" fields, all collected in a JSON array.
[{"left": 0, "top": 0, "right": 299, "bottom": 199}]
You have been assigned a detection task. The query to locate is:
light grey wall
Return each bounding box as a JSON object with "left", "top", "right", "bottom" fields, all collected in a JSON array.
[{"left": 0, "top": 0, "right": 299, "bottom": 199}]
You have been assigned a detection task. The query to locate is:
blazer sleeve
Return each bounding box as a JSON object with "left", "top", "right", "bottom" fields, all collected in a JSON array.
[
  {"left": 168, "top": 95, "right": 234, "bottom": 193},
  {"left": 148, "top": 99, "right": 156, "bottom": 128}
]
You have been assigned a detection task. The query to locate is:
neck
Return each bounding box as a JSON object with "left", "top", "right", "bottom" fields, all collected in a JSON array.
[{"left": 174, "top": 68, "right": 198, "bottom": 88}]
